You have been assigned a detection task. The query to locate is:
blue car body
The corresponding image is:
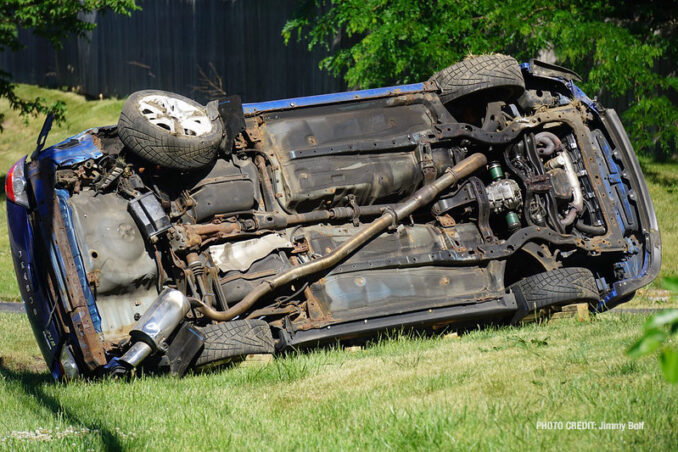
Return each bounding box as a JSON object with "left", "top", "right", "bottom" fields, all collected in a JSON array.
[{"left": 6, "top": 60, "right": 661, "bottom": 379}]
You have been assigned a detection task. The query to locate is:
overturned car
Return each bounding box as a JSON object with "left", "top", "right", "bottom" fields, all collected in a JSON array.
[{"left": 6, "top": 55, "right": 660, "bottom": 379}]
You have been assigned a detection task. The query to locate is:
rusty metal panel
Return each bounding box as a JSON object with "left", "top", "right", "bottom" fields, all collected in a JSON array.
[
  {"left": 305, "top": 264, "right": 504, "bottom": 325},
  {"left": 51, "top": 197, "right": 107, "bottom": 369}
]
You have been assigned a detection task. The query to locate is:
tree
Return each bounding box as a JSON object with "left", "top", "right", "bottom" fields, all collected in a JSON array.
[
  {"left": 628, "top": 307, "right": 678, "bottom": 384},
  {"left": 0, "top": 0, "right": 138, "bottom": 128},
  {"left": 284, "top": 0, "right": 677, "bottom": 156}
]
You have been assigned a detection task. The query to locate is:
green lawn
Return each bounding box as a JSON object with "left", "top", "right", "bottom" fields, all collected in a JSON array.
[
  {"left": 0, "top": 312, "right": 675, "bottom": 450},
  {"left": 626, "top": 159, "right": 678, "bottom": 309}
]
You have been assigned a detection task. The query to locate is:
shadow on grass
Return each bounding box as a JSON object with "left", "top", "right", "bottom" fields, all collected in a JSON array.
[
  {"left": 639, "top": 161, "right": 678, "bottom": 193},
  {"left": 0, "top": 364, "right": 124, "bottom": 451}
]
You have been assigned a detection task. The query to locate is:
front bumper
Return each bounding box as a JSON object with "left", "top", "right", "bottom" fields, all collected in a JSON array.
[{"left": 598, "top": 109, "right": 662, "bottom": 306}]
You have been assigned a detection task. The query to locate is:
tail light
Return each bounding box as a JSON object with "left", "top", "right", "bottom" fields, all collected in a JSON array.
[{"left": 5, "top": 158, "right": 30, "bottom": 207}]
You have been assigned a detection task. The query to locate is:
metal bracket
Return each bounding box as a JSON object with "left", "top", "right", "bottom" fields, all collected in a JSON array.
[
  {"left": 347, "top": 194, "right": 360, "bottom": 227},
  {"left": 432, "top": 177, "right": 494, "bottom": 242},
  {"left": 128, "top": 192, "right": 172, "bottom": 240},
  {"left": 417, "top": 142, "right": 436, "bottom": 184}
]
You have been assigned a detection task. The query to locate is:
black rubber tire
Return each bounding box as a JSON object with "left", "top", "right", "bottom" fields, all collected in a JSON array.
[
  {"left": 117, "top": 90, "right": 223, "bottom": 170},
  {"left": 194, "top": 320, "right": 274, "bottom": 367},
  {"left": 509, "top": 267, "right": 599, "bottom": 323},
  {"left": 429, "top": 54, "right": 525, "bottom": 105}
]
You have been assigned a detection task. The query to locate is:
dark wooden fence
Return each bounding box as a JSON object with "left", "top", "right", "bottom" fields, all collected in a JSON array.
[
  {"left": 0, "top": 0, "right": 344, "bottom": 103},
  {"left": 4, "top": 0, "right": 672, "bottom": 156}
]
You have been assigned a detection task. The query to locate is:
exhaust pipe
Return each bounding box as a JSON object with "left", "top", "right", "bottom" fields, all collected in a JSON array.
[
  {"left": 545, "top": 150, "right": 583, "bottom": 227},
  {"left": 197, "top": 153, "right": 488, "bottom": 322},
  {"left": 119, "top": 288, "right": 191, "bottom": 368}
]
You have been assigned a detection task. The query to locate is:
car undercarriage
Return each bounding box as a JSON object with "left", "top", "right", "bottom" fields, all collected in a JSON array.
[{"left": 6, "top": 56, "right": 660, "bottom": 379}]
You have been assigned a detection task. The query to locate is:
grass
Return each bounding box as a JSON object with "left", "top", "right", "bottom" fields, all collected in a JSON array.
[
  {"left": 627, "top": 159, "right": 678, "bottom": 309},
  {"left": 0, "top": 312, "right": 675, "bottom": 450}
]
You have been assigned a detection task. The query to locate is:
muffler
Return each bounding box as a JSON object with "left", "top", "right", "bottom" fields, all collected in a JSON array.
[{"left": 119, "top": 288, "right": 191, "bottom": 368}]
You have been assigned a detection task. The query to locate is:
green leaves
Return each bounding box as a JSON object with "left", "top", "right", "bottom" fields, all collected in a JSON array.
[
  {"left": 661, "top": 277, "right": 678, "bottom": 294},
  {"left": 644, "top": 309, "right": 678, "bottom": 331},
  {"left": 627, "top": 309, "right": 678, "bottom": 384},
  {"left": 660, "top": 348, "right": 678, "bottom": 383},
  {"left": 285, "top": 0, "right": 677, "bottom": 157},
  {"left": 627, "top": 329, "right": 667, "bottom": 358},
  {"left": 1, "top": 0, "right": 138, "bottom": 51},
  {"left": 624, "top": 97, "right": 678, "bottom": 159}
]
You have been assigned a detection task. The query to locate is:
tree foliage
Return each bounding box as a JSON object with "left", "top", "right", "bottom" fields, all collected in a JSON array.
[
  {"left": 0, "top": 0, "right": 138, "bottom": 128},
  {"left": 284, "top": 0, "right": 677, "bottom": 156},
  {"left": 628, "top": 306, "right": 678, "bottom": 384}
]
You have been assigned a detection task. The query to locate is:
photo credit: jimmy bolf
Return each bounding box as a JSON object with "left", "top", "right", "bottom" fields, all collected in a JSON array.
[{"left": 536, "top": 421, "right": 645, "bottom": 430}]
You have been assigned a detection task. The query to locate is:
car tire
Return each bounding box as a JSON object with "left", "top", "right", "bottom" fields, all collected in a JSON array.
[
  {"left": 194, "top": 320, "right": 275, "bottom": 367},
  {"left": 509, "top": 267, "right": 599, "bottom": 323},
  {"left": 429, "top": 54, "right": 525, "bottom": 105},
  {"left": 117, "top": 90, "right": 224, "bottom": 170}
]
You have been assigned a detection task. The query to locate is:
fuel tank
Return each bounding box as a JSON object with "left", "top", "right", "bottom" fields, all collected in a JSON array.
[{"left": 259, "top": 93, "right": 455, "bottom": 212}]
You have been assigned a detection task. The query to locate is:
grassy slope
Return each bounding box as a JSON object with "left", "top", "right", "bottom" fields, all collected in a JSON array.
[{"left": 0, "top": 312, "right": 676, "bottom": 450}]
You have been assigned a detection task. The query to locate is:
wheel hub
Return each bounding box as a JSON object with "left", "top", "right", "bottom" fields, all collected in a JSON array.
[{"left": 138, "top": 95, "right": 212, "bottom": 137}]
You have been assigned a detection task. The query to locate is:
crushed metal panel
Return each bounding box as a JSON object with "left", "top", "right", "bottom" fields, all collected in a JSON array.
[{"left": 69, "top": 190, "right": 158, "bottom": 343}]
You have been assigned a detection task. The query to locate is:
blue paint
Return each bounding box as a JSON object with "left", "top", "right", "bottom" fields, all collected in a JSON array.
[
  {"left": 594, "top": 149, "right": 626, "bottom": 236},
  {"left": 592, "top": 132, "right": 648, "bottom": 310},
  {"left": 598, "top": 287, "right": 618, "bottom": 310},
  {"left": 56, "top": 189, "right": 102, "bottom": 332},
  {"left": 36, "top": 131, "right": 102, "bottom": 166},
  {"left": 9, "top": 153, "right": 104, "bottom": 378},
  {"left": 597, "top": 132, "right": 636, "bottom": 230},
  {"left": 567, "top": 80, "right": 598, "bottom": 113},
  {"left": 103, "top": 356, "right": 124, "bottom": 373},
  {"left": 240, "top": 83, "right": 429, "bottom": 116}
]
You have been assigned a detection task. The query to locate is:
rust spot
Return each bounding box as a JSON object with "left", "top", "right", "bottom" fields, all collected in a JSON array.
[
  {"left": 90, "top": 133, "right": 103, "bottom": 150},
  {"left": 51, "top": 196, "right": 107, "bottom": 369},
  {"left": 86, "top": 270, "right": 100, "bottom": 287}
]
